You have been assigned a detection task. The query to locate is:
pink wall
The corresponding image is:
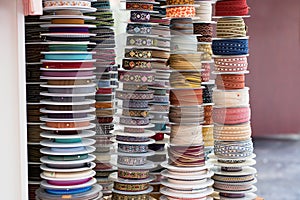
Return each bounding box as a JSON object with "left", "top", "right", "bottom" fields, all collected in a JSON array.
[{"left": 246, "top": 0, "right": 300, "bottom": 136}]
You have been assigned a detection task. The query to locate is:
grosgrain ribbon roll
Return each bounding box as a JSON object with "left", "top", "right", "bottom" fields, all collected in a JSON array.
[{"left": 216, "top": 74, "right": 245, "bottom": 90}]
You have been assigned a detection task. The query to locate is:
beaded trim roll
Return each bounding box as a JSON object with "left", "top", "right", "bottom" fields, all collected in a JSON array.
[
  {"left": 212, "top": 39, "right": 249, "bottom": 55},
  {"left": 130, "top": 11, "right": 151, "bottom": 22},
  {"left": 217, "top": 18, "right": 247, "bottom": 38},
  {"left": 126, "top": 2, "right": 154, "bottom": 11},
  {"left": 166, "top": 6, "right": 196, "bottom": 18},
  {"left": 118, "top": 144, "right": 148, "bottom": 153},
  {"left": 117, "top": 156, "right": 147, "bottom": 166},
  {"left": 122, "top": 60, "right": 152, "bottom": 71},
  {"left": 118, "top": 169, "right": 149, "bottom": 179},
  {"left": 214, "top": 139, "right": 253, "bottom": 159}
]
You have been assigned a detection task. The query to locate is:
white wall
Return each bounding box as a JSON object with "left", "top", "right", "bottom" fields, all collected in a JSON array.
[{"left": 0, "top": 0, "right": 27, "bottom": 199}]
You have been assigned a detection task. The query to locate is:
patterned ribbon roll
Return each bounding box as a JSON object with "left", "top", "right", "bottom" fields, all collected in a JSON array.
[
  {"left": 213, "top": 174, "right": 255, "bottom": 183},
  {"left": 216, "top": 74, "right": 245, "bottom": 90},
  {"left": 214, "top": 56, "right": 248, "bottom": 72},
  {"left": 166, "top": 0, "right": 194, "bottom": 5},
  {"left": 168, "top": 145, "right": 205, "bottom": 167},
  {"left": 214, "top": 122, "right": 252, "bottom": 141},
  {"left": 119, "top": 71, "right": 155, "bottom": 83},
  {"left": 198, "top": 44, "right": 212, "bottom": 61},
  {"left": 117, "top": 156, "right": 147, "bottom": 166},
  {"left": 122, "top": 100, "right": 149, "bottom": 108},
  {"left": 194, "top": 23, "right": 213, "bottom": 42},
  {"left": 116, "top": 135, "right": 150, "bottom": 143},
  {"left": 114, "top": 182, "right": 149, "bottom": 192},
  {"left": 127, "top": 24, "right": 152, "bottom": 35},
  {"left": 201, "top": 63, "right": 211, "bottom": 82},
  {"left": 122, "top": 59, "right": 152, "bottom": 71},
  {"left": 118, "top": 143, "right": 148, "bottom": 153},
  {"left": 118, "top": 169, "right": 149, "bottom": 179},
  {"left": 214, "top": 181, "right": 252, "bottom": 191},
  {"left": 125, "top": 49, "right": 152, "bottom": 59},
  {"left": 127, "top": 36, "right": 170, "bottom": 48},
  {"left": 215, "top": 0, "right": 249, "bottom": 16},
  {"left": 116, "top": 90, "right": 154, "bottom": 100},
  {"left": 212, "top": 39, "right": 249, "bottom": 55},
  {"left": 203, "top": 85, "right": 213, "bottom": 104},
  {"left": 119, "top": 117, "right": 150, "bottom": 126},
  {"left": 95, "top": 123, "right": 114, "bottom": 135},
  {"left": 203, "top": 105, "right": 213, "bottom": 125},
  {"left": 112, "top": 193, "right": 149, "bottom": 200},
  {"left": 130, "top": 11, "right": 151, "bottom": 22},
  {"left": 44, "top": 0, "right": 91, "bottom": 8},
  {"left": 122, "top": 109, "right": 149, "bottom": 117},
  {"left": 217, "top": 18, "right": 247, "bottom": 38},
  {"left": 202, "top": 126, "right": 214, "bottom": 147},
  {"left": 213, "top": 107, "right": 251, "bottom": 125},
  {"left": 166, "top": 6, "right": 196, "bottom": 18},
  {"left": 170, "top": 71, "right": 202, "bottom": 88},
  {"left": 126, "top": 2, "right": 154, "bottom": 11},
  {"left": 123, "top": 83, "right": 148, "bottom": 91},
  {"left": 124, "top": 127, "right": 145, "bottom": 133},
  {"left": 214, "top": 139, "right": 253, "bottom": 159},
  {"left": 97, "top": 117, "right": 113, "bottom": 123}
]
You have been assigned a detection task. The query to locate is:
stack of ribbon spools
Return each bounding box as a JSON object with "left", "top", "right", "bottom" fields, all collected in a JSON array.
[
  {"left": 147, "top": 1, "right": 171, "bottom": 199},
  {"left": 159, "top": 0, "right": 214, "bottom": 199},
  {"left": 25, "top": 15, "right": 47, "bottom": 200},
  {"left": 110, "top": 1, "right": 168, "bottom": 199},
  {"left": 87, "top": 0, "right": 118, "bottom": 196},
  {"left": 36, "top": 1, "right": 103, "bottom": 199},
  {"left": 193, "top": 0, "right": 216, "bottom": 158},
  {"left": 209, "top": 0, "right": 257, "bottom": 199}
]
